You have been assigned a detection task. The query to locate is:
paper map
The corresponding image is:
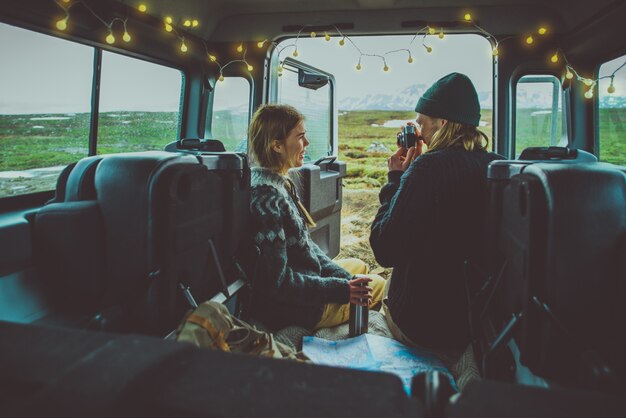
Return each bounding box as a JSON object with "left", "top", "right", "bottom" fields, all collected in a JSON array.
[{"left": 303, "top": 334, "right": 458, "bottom": 394}]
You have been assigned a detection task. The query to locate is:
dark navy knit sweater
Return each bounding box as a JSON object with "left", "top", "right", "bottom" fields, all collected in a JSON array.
[
  {"left": 249, "top": 167, "right": 352, "bottom": 330},
  {"left": 370, "top": 147, "right": 503, "bottom": 349}
]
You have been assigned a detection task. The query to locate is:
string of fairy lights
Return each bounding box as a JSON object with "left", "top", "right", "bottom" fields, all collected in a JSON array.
[{"left": 52, "top": 2, "right": 624, "bottom": 98}]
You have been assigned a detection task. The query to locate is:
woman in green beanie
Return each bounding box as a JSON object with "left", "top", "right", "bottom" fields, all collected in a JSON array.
[{"left": 370, "top": 72, "right": 503, "bottom": 350}]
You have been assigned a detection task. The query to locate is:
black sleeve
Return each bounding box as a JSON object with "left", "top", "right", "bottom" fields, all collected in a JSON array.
[{"left": 369, "top": 157, "right": 438, "bottom": 267}]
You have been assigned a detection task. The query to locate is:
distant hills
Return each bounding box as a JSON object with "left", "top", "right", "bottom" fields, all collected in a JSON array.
[{"left": 338, "top": 84, "right": 626, "bottom": 111}]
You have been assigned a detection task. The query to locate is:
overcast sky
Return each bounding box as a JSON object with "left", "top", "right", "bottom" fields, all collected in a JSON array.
[
  {"left": 1, "top": 22, "right": 624, "bottom": 115},
  {"left": 279, "top": 34, "right": 494, "bottom": 98}
]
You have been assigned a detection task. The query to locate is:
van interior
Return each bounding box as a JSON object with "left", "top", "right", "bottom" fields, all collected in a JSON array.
[{"left": 0, "top": 0, "right": 625, "bottom": 417}]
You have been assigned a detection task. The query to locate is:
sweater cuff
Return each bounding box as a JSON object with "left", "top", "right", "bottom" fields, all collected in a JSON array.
[{"left": 387, "top": 170, "right": 403, "bottom": 184}]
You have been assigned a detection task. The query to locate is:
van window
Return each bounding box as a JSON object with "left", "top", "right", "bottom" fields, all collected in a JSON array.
[
  {"left": 0, "top": 23, "right": 93, "bottom": 198},
  {"left": 98, "top": 51, "right": 182, "bottom": 154},
  {"left": 598, "top": 55, "right": 626, "bottom": 166},
  {"left": 276, "top": 61, "right": 332, "bottom": 163},
  {"left": 515, "top": 75, "right": 565, "bottom": 157},
  {"left": 273, "top": 34, "right": 492, "bottom": 187},
  {"left": 209, "top": 77, "right": 250, "bottom": 152}
]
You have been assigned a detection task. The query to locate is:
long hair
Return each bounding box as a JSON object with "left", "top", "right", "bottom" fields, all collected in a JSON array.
[
  {"left": 427, "top": 121, "right": 489, "bottom": 153},
  {"left": 248, "top": 104, "right": 304, "bottom": 173}
]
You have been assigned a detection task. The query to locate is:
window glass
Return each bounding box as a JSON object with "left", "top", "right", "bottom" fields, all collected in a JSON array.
[
  {"left": 210, "top": 77, "right": 250, "bottom": 152},
  {"left": 0, "top": 23, "right": 92, "bottom": 197},
  {"left": 598, "top": 56, "right": 626, "bottom": 166},
  {"left": 274, "top": 34, "right": 492, "bottom": 188},
  {"left": 98, "top": 51, "right": 182, "bottom": 154},
  {"left": 277, "top": 65, "right": 331, "bottom": 163},
  {"left": 515, "top": 75, "right": 564, "bottom": 157}
]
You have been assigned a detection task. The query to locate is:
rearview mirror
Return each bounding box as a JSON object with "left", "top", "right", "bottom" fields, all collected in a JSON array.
[{"left": 298, "top": 68, "right": 329, "bottom": 90}]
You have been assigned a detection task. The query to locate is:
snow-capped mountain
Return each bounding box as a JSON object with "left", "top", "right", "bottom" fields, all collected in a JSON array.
[
  {"left": 338, "top": 84, "right": 493, "bottom": 111},
  {"left": 338, "top": 84, "right": 625, "bottom": 111}
]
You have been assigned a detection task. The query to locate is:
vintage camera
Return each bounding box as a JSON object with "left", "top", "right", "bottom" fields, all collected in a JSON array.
[{"left": 396, "top": 125, "right": 419, "bottom": 148}]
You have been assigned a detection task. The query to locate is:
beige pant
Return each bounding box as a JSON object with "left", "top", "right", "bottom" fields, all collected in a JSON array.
[{"left": 314, "top": 258, "right": 385, "bottom": 330}]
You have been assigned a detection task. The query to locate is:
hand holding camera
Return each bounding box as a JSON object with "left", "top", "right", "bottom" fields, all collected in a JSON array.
[
  {"left": 389, "top": 123, "right": 423, "bottom": 172},
  {"left": 397, "top": 124, "right": 421, "bottom": 149}
]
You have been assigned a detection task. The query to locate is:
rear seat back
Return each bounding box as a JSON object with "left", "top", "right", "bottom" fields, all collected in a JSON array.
[
  {"left": 478, "top": 160, "right": 626, "bottom": 387},
  {"left": 34, "top": 156, "right": 106, "bottom": 317},
  {"left": 33, "top": 150, "right": 251, "bottom": 335}
]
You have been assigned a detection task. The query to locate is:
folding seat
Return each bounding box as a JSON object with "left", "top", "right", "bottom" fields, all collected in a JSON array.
[
  {"left": 32, "top": 150, "right": 251, "bottom": 336},
  {"left": 165, "top": 139, "right": 253, "bottom": 314},
  {"left": 92, "top": 151, "right": 228, "bottom": 334},
  {"left": 473, "top": 155, "right": 626, "bottom": 389},
  {"left": 33, "top": 156, "right": 106, "bottom": 325}
]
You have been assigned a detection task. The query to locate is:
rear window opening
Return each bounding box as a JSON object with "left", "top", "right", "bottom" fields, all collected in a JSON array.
[{"left": 272, "top": 34, "right": 493, "bottom": 189}]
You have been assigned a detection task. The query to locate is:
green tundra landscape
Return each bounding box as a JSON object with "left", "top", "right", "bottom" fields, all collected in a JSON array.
[{"left": 0, "top": 108, "right": 624, "bottom": 197}]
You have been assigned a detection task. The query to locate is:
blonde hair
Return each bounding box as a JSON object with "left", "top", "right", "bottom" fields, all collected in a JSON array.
[
  {"left": 426, "top": 121, "right": 489, "bottom": 153},
  {"left": 248, "top": 104, "right": 304, "bottom": 174}
]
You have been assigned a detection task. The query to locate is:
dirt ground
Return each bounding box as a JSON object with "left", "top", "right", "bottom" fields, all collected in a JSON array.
[{"left": 336, "top": 188, "right": 393, "bottom": 280}]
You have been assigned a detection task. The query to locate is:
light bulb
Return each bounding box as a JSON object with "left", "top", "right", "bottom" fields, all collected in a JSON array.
[
  {"left": 324, "top": 33, "right": 331, "bottom": 41},
  {"left": 61, "top": 0, "right": 70, "bottom": 2},
  {"left": 247, "top": 64, "right": 253, "bottom": 71},
  {"left": 356, "top": 63, "right": 361, "bottom": 71},
  {"left": 183, "top": 20, "right": 191, "bottom": 27},
  {"left": 237, "top": 44, "right": 243, "bottom": 53},
  {"left": 165, "top": 23, "right": 173, "bottom": 32},
  {"left": 425, "top": 46, "right": 433, "bottom": 53},
  {"left": 123, "top": 31, "right": 131, "bottom": 42},
  {"left": 538, "top": 27, "right": 547, "bottom": 35},
  {"left": 106, "top": 33, "right": 115, "bottom": 44},
  {"left": 526, "top": 36, "right": 534, "bottom": 45},
  {"left": 428, "top": 27, "right": 435, "bottom": 35},
  {"left": 492, "top": 47, "right": 499, "bottom": 56},
  {"left": 277, "top": 66, "right": 283, "bottom": 73},
  {"left": 339, "top": 37, "right": 345, "bottom": 46},
  {"left": 584, "top": 89, "right": 593, "bottom": 99},
  {"left": 56, "top": 16, "right": 68, "bottom": 31},
  {"left": 550, "top": 53, "right": 558, "bottom": 63},
  {"left": 293, "top": 49, "right": 298, "bottom": 57},
  {"left": 192, "top": 20, "right": 199, "bottom": 27},
  {"left": 165, "top": 16, "right": 173, "bottom": 24},
  {"left": 138, "top": 4, "right": 147, "bottom": 12},
  {"left": 310, "top": 31, "right": 316, "bottom": 38},
  {"left": 180, "top": 42, "right": 188, "bottom": 52},
  {"left": 257, "top": 40, "right": 265, "bottom": 48},
  {"left": 566, "top": 70, "right": 574, "bottom": 80},
  {"left": 383, "top": 65, "right": 389, "bottom": 72},
  {"left": 438, "top": 31, "right": 444, "bottom": 39},
  {"left": 219, "top": 75, "right": 225, "bottom": 82},
  {"left": 408, "top": 56, "right": 414, "bottom": 63},
  {"left": 583, "top": 78, "right": 593, "bottom": 87},
  {"left": 607, "top": 84, "right": 616, "bottom": 94},
  {"left": 464, "top": 13, "right": 472, "bottom": 21},
  {"left": 209, "top": 54, "right": 217, "bottom": 62}
]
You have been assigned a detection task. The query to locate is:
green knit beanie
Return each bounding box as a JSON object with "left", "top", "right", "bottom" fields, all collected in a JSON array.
[{"left": 414, "top": 72, "right": 481, "bottom": 126}]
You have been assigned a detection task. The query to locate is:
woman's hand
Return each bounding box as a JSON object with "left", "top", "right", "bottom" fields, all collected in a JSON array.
[{"left": 348, "top": 276, "right": 373, "bottom": 306}]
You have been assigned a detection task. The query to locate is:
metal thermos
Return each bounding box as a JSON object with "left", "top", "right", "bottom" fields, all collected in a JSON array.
[{"left": 349, "top": 282, "right": 369, "bottom": 337}]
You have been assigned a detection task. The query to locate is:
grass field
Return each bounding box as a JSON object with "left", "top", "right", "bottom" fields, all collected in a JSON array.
[{"left": 0, "top": 108, "right": 624, "bottom": 196}]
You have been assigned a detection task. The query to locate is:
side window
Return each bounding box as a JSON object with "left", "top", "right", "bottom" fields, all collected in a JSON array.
[
  {"left": 0, "top": 23, "right": 93, "bottom": 197},
  {"left": 98, "top": 51, "right": 182, "bottom": 154},
  {"left": 209, "top": 77, "right": 250, "bottom": 152},
  {"left": 276, "top": 59, "right": 333, "bottom": 163},
  {"left": 598, "top": 56, "right": 625, "bottom": 166},
  {"left": 515, "top": 75, "right": 565, "bottom": 157}
]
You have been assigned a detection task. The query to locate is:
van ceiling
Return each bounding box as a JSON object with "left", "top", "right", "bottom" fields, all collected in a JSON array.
[{"left": 116, "top": 0, "right": 622, "bottom": 44}]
